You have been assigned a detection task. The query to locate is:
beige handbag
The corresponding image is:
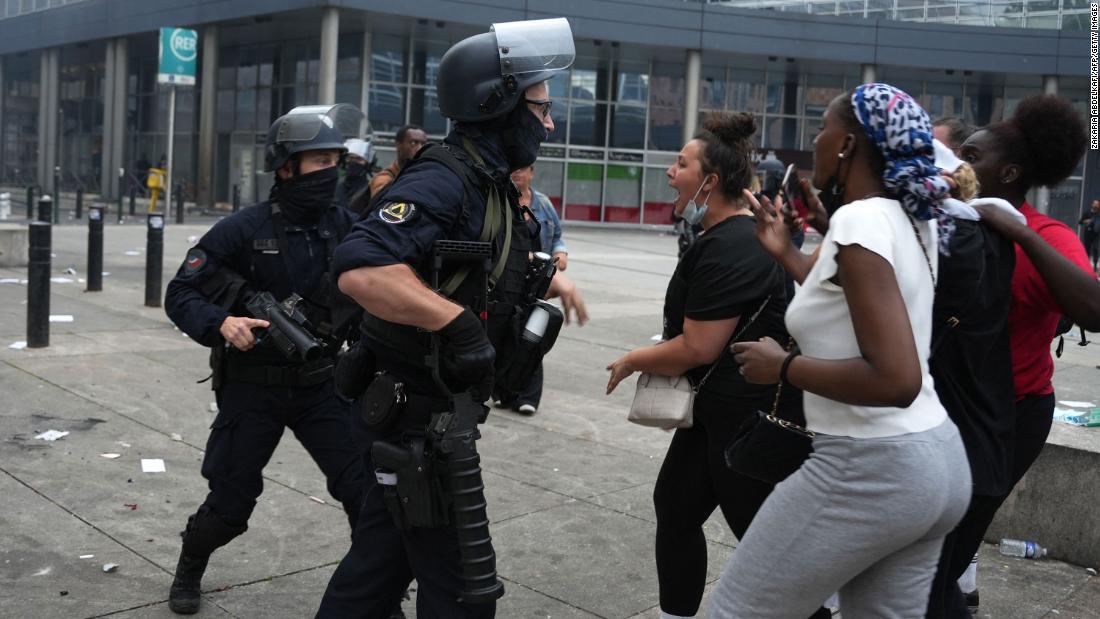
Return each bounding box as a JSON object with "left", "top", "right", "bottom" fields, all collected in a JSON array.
[{"left": 627, "top": 296, "right": 772, "bottom": 430}]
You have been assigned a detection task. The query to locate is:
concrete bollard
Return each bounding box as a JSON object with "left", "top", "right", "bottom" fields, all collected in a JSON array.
[
  {"left": 145, "top": 213, "right": 164, "bottom": 307},
  {"left": 26, "top": 185, "right": 35, "bottom": 220},
  {"left": 175, "top": 182, "right": 185, "bottom": 224},
  {"left": 75, "top": 187, "right": 84, "bottom": 219},
  {"left": 87, "top": 206, "right": 103, "bottom": 292},
  {"left": 27, "top": 221, "right": 51, "bottom": 348}
]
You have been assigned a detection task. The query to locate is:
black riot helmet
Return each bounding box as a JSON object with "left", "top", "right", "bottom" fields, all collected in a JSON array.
[
  {"left": 264, "top": 104, "right": 365, "bottom": 172},
  {"left": 437, "top": 18, "right": 575, "bottom": 122}
]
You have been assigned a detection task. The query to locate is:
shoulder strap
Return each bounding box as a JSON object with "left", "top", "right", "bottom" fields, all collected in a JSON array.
[
  {"left": 695, "top": 295, "right": 772, "bottom": 392},
  {"left": 437, "top": 138, "right": 512, "bottom": 297}
]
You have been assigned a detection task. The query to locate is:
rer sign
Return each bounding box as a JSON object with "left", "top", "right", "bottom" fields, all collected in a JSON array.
[{"left": 158, "top": 27, "right": 198, "bottom": 85}]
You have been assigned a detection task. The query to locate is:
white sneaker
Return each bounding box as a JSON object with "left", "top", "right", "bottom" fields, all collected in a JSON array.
[{"left": 517, "top": 404, "right": 537, "bottom": 415}]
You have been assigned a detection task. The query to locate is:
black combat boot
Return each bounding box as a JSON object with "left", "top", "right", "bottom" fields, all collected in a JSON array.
[
  {"left": 168, "top": 550, "right": 209, "bottom": 614},
  {"left": 168, "top": 506, "right": 247, "bottom": 615}
]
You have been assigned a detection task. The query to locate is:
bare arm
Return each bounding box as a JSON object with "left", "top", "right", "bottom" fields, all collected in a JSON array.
[
  {"left": 606, "top": 316, "right": 737, "bottom": 393},
  {"left": 338, "top": 263, "right": 461, "bottom": 331},
  {"left": 734, "top": 244, "right": 923, "bottom": 407},
  {"left": 976, "top": 203, "right": 1100, "bottom": 331}
]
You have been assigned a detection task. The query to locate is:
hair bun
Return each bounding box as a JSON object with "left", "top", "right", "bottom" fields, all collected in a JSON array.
[
  {"left": 702, "top": 112, "right": 757, "bottom": 144},
  {"left": 1010, "top": 94, "right": 1086, "bottom": 187}
]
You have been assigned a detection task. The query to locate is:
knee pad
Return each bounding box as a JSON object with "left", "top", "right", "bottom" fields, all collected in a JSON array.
[{"left": 180, "top": 505, "right": 248, "bottom": 557}]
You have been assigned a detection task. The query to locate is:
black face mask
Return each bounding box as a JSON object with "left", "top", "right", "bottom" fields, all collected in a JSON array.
[
  {"left": 275, "top": 165, "right": 340, "bottom": 224},
  {"left": 346, "top": 162, "right": 369, "bottom": 183},
  {"left": 501, "top": 102, "right": 547, "bottom": 171}
]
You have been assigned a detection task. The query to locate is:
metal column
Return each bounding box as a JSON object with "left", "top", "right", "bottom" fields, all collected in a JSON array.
[
  {"left": 197, "top": 25, "right": 218, "bottom": 209},
  {"left": 682, "top": 49, "right": 701, "bottom": 146},
  {"left": 319, "top": 7, "right": 340, "bottom": 105}
]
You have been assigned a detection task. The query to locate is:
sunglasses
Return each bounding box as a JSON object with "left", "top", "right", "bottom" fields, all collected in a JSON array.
[{"left": 525, "top": 98, "right": 553, "bottom": 119}]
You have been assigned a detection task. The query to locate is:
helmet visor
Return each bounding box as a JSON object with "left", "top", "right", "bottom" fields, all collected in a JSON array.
[
  {"left": 276, "top": 104, "right": 365, "bottom": 143},
  {"left": 492, "top": 18, "right": 575, "bottom": 77}
]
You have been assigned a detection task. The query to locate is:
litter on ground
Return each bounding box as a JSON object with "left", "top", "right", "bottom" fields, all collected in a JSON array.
[
  {"left": 34, "top": 430, "right": 69, "bottom": 441},
  {"left": 140, "top": 458, "right": 166, "bottom": 473}
]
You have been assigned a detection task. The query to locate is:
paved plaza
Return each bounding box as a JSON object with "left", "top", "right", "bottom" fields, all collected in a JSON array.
[{"left": 1, "top": 217, "right": 1098, "bottom": 618}]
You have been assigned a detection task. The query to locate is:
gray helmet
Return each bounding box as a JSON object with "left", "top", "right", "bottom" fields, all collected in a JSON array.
[
  {"left": 264, "top": 104, "right": 364, "bottom": 172},
  {"left": 437, "top": 18, "right": 575, "bottom": 122}
]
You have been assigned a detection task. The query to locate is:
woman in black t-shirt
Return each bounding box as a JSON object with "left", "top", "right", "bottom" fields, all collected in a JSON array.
[{"left": 606, "top": 113, "right": 817, "bottom": 619}]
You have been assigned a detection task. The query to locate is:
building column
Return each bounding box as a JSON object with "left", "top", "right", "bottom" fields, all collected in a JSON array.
[
  {"left": 682, "top": 49, "right": 701, "bottom": 145},
  {"left": 0, "top": 59, "right": 5, "bottom": 179},
  {"left": 110, "top": 37, "right": 128, "bottom": 200},
  {"left": 1035, "top": 75, "right": 1060, "bottom": 214},
  {"left": 36, "top": 50, "right": 50, "bottom": 189},
  {"left": 860, "top": 63, "right": 876, "bottom": 84},
  {"left": 197, "top": 25, "right": 219, "bottom": 208},
  {"left": 100, "top": 40, "right": 116, "bottom": 199},
  {"left": 359, "top": 29, "right": 372, "bottom": 132},
  {"left": 319, "top": 7, "right": 339, "bottom": 104}
]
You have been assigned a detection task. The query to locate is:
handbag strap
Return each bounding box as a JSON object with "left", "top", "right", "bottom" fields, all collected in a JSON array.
[
  {"left": 765, "top": 338, "right": 815, "bottom": 438},
  {"left": 694, "top": 295, "right": 772, "bottom": 392}
]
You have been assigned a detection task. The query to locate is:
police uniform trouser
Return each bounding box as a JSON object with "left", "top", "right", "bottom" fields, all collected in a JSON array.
[
  {"left": 200, "top": 379, "right": 366, "bottom": 530},
  {"left": 316, "top": 410, "right": 496, "bottom": 619}
]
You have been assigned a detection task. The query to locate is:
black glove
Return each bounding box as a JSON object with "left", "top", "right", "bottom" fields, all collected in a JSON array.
[{"left": 438, "top": 308, "right": 496, "bottom": 393}]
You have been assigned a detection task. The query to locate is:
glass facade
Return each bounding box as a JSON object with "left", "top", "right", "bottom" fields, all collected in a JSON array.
[
  {"left": 710, "top": 0, "right": 1093, "bottom": 29},
  {"left": 0, "top": 51, "right": 39, "bottom": 185},
  {"left": 0, "top": 5, "right": 1089, "bottom": 224}
]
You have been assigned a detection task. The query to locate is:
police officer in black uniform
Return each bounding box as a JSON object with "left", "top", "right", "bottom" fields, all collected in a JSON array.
[
  {"left": 315, "top": 18, "right": 579, "bottom": 619},
  {"left": 164, "top": 104, "right": 368, "bottom": 615}
]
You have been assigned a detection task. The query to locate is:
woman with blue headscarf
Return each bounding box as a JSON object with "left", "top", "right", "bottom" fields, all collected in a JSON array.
[{"left": 709, "top": 84, "right": 971, "bottom": 618}]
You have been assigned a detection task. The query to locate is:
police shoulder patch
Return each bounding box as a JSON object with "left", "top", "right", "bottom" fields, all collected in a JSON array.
[
  {"left": 183, "top": 248, "right": 207, "bottom": 275},
  {"left": 378, "top": 201, "right": 417, "bottom": 224}
]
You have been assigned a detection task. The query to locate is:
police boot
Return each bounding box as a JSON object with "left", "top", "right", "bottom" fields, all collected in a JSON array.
[{"left": 168, "top": 506, "right": 247, "bottom": 615}]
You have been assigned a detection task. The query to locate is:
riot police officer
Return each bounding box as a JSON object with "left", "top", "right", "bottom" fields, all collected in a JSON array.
[
  {"left": 163, "top": 104, "right": 368, "bottom": 615},
  {"left": 316, "top": 18, "right": 579, "bottom": 618}
]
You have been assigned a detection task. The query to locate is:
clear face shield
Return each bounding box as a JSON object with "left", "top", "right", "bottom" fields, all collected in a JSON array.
[
  {"left": 275, "top": 103, "right": 365, "bottom": 144},
  {"left": 491, "top": 18, "right": 576, "bottom": 78}
]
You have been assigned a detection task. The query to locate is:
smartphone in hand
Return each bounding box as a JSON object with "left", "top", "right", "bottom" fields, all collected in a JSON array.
[{"left": 781, "top": 164, "right": 808, "bottom": 220}]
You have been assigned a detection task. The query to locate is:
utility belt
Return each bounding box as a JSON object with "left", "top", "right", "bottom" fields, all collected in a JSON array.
[{"left": 222, "top": 357, "right": 335, "bottom": 387}]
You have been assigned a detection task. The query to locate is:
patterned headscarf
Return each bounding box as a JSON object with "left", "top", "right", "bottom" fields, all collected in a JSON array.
[{"left": 852, "top": 83, "right": 954, "bottom": 253}]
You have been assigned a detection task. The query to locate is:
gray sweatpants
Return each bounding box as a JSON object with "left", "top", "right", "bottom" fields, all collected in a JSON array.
[{"left": 709, "top": 419, "right": 970, "bottom": 619}]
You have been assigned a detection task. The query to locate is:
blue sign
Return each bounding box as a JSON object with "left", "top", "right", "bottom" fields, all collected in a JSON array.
[{"left": 158, "top": 28, "right": 198, "bottom": 85}]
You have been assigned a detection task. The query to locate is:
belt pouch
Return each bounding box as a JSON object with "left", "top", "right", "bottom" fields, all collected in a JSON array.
[{"left": 360, "top": 372, "right": 405, "bottom": 431}]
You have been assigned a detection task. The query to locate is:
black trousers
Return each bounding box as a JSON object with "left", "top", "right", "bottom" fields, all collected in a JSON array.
[
  {"left": 652, "top": 392, "right": 828, "bottom": 619},
  {"left": 494, "top": 362, "right": 543, "bottom": 409},
  {"left": 316, "top": 410, "right": 495, "bottom": 619},
  {"left": 925, "top": 393, "right": 1056, "bottom": 618},
  {"left": 198, "top": 379, "right": 366, "bottom": 529}
]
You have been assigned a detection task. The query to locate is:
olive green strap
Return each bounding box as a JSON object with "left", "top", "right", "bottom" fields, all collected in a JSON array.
[{"left": 437, "top": 138, "right": 511, "bottom": 297}]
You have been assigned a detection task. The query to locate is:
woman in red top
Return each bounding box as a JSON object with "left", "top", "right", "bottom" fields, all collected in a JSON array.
[{"left": 946, "top": 95, "right": 1100, "bottom": 615}]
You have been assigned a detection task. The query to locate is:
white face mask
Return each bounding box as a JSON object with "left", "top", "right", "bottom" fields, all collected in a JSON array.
[{"left": 679, "top": 177, "right": 712, "bottom": 226}]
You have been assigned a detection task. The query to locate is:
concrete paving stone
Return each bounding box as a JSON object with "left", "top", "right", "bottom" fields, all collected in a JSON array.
[
  {"left": 78, "top": 327, "right": 199, "bottom": 355},
  {"left": 0, "top": 404, "right": 353, "bottom": 592},
  {"left": 8, "top": 350, "right": 229, "bottom": 443},
  {"left": 493, "top": 500, "right": 730, "bottom": 619},
  {"left": 1049, "top": 574, "right": 1100, "bottom": 619},
  {"left": 586, "top": 482, "right": 738, "bottom": 549},
  {"left": 0, "top": 471, "right": 171, "bottom": 618},
  {"left": 204, "top": 563, "right": 335, "bottom": 618},
  {"left": 0, "top": 281, "right": 164, "bottom": 339},
  {"left": 98, "top": 600, "right": 234, "bottom": 618},
  {"left": 968, "top": 542, "right": 1091, "bottom": 619},
  {"left": 494, "top": 578, "right": 604, "bottom": 619},
  {"left": 484, "top": 470, "right": 575, "bottom": 524},
  {"left": 479, "top": 415, "right": 661, "bottom": 500}
]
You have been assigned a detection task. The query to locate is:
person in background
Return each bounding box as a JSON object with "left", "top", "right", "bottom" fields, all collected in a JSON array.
[
  {"left": 939, "top": 94, "right": 1100, "bottom": 618},
  {"left": 368, "top": 124, "right": 427, "bottom": 197},
  {"left": 933, "top": 116, "right": 974, "bottom": 154},
  {"left": 493, "top": 164, "right": 569, "bottom": 415},
  {"left": 341, "top": 136, "right": 376, "bottom": 216}
]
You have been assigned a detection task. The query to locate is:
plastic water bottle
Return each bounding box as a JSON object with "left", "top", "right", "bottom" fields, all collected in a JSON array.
[{"left": 998, "top": 538, "right": 1046, "bottom": 559}]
